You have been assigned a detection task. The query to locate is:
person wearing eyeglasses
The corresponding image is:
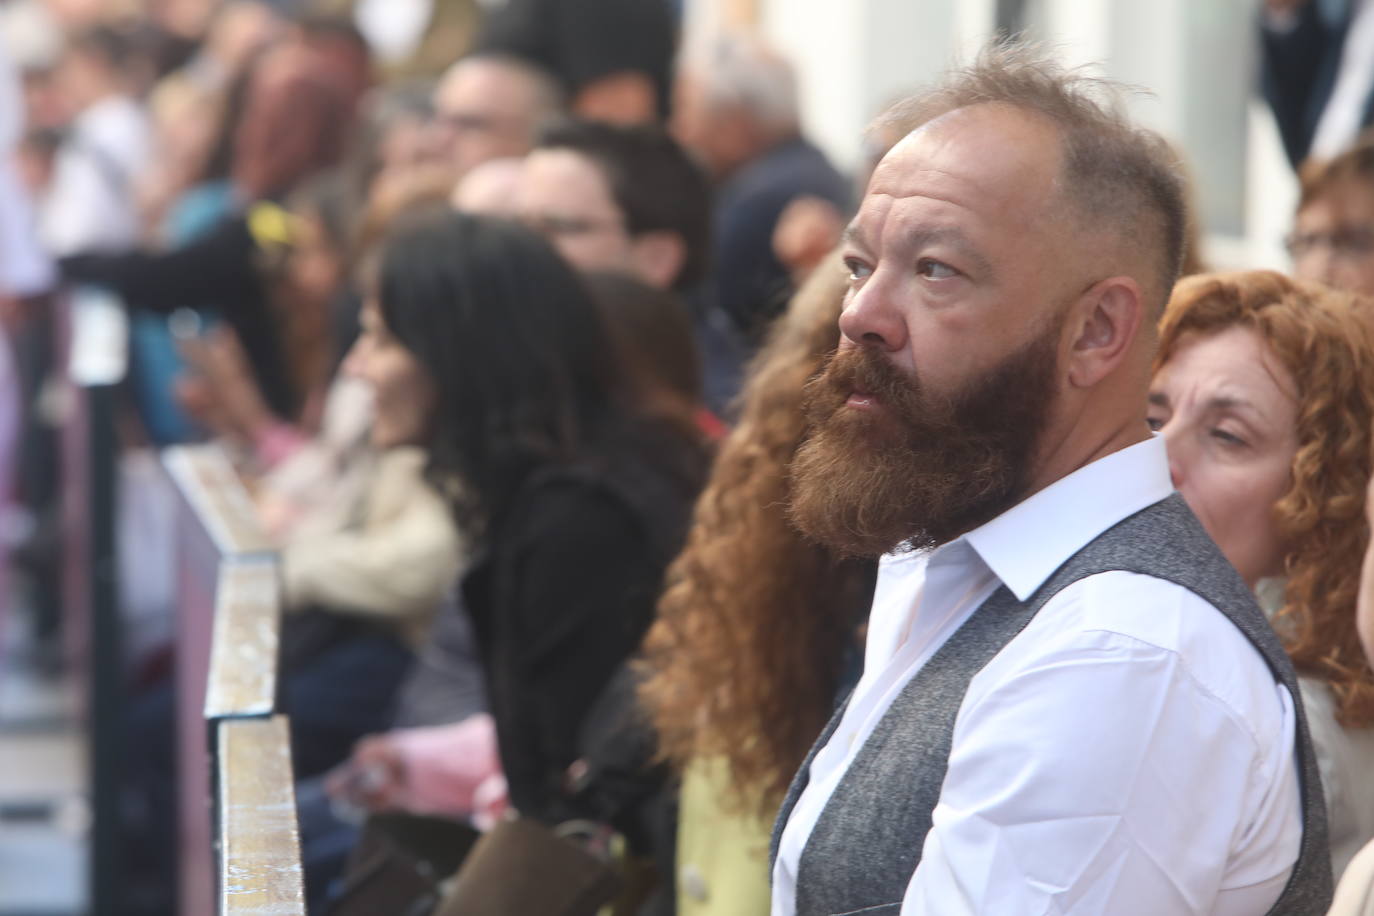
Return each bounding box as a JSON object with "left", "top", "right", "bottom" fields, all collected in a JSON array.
[
  {"left": 516, "top": 119, "right": 746, "bottom": 415},
  {"left": 428, "top": 51, "right": 564, "bottom": 180},
  {"left": 1287, "top": 132, "right": 1374, "bottom": 295}
]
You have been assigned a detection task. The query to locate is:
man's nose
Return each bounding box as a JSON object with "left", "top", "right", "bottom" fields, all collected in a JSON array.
[{"left": 837, "top": 280, "right": 906, "bottom": 352}]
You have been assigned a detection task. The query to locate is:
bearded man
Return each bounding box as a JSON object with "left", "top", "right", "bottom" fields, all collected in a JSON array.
[{"left": 771, "top": 45, "right": 1332, "bottom": 916}]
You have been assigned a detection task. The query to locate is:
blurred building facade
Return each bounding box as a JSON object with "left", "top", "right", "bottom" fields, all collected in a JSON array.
[{"left": 687, "top": 0, "right": 1296, "bottom": 272}]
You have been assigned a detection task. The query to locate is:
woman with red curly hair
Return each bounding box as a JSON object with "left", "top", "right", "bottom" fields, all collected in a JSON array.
[
  {"left": 1148, "top": 269, "right": 1374, "bottom": 875},
  {"left": 638, "top": 255, "right": 874, "bottom": 914}
]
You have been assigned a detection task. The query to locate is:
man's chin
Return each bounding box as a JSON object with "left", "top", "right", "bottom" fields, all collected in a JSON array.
[{"left": 787, "top": 436, "right": 915, "bottom": 558}]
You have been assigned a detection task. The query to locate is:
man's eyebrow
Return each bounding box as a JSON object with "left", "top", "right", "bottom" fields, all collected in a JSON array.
[
  {"left": 906, "top": 225, "right": 995, "bottom": 279},
  {"left": 840, "top": 223, "right": 868, "bottom": 249},
  {"left": 1147, "top": 392, "right": 1168, "bottom": 407}
]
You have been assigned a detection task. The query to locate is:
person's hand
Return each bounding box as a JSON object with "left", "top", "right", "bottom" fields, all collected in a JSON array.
[
  {"left": 325, "top": 717, "right": 505, "bottom": 818},
  {"left": 176, "top": 326, "right": 276, "bottom": 446},
  {"left": 471, "top": 772, "right": 509, "bottom": 832},
  {"left": 772, "top": 195, "right": 846, "bottom": 283},
  {"left": 0, "top": 294, "right": 32, "bottom": 337},
  {"left": 324, "top": 733, "right": 409, "bottom": 813}
]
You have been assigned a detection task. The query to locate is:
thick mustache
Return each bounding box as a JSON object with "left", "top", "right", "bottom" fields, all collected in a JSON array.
[{"left": 823, "top": 348, "right": 915, "bottom": 397}]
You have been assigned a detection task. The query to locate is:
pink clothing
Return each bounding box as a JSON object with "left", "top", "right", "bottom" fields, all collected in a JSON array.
[{"left": 391, "top": 714, "right": 504, "bottom": 819}]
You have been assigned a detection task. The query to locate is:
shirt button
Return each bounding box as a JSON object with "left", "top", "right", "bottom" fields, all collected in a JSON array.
[{"left": 681, "top": 863, "right": 709, "bottom": 902}]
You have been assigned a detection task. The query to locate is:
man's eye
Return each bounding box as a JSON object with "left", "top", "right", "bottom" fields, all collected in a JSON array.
[
  {"left": 1146, "top": 416, "right": 1164, "bottom": 432},
  {"left": 917, "top": 258, "right": 957, "bottom": 280},
  {"left": 844, "top": 258, "right": 873, "bottom": 281}
]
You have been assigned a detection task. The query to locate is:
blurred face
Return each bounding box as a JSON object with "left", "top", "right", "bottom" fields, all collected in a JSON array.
[
  {"left": 344, "top": 301, "right": 438, "bottom": 449},
  {"left": 517, "top": 149, "right": 638, "bottom": 275},
  {"left": 56, "top": 48, "right": 109, "bottom": 111},
  {"left": 669, "top": 70, "right": 748, "bottom": 179},
  {"left": 431, "top": 60, "right": 540, "bottom": 178},
  {"left": 1148, "top": 326, "right": 1298, "bottom": 587},
  {"left": 284, "top": 211, "right": 344, "bottom": 315},
  {"left": 1289, "top": 180, "right": 1374, "bottom": 296},
  {"left": 788, "top": 104, "right": 1077, "bottom": 555}
]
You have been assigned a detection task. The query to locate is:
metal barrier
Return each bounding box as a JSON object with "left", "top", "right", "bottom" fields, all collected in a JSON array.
[
  {"left": 58, "top": 286, "right": 301, "bottom": 914},
  {"left": 163, "top": 443, "right": 303, "bottom": 915},
  {"left": 61, "top": 288, "right": 127, "bottom": 916},
  {"left": 216, "top": 716, "right": 305, "bottom": 914}
]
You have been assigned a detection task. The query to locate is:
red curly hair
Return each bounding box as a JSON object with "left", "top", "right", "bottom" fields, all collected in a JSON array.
[
  {"left": 637, "top": 255, "right": 874, "bottom": 817},
  {"left": 1157, "top": 270, "right": 1374, "bottom": 727}
]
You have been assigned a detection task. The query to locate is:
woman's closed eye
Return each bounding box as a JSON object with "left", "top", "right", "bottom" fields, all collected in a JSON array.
[{"left": 1210, "top": 427, "right": 1249, "bottom": 448}]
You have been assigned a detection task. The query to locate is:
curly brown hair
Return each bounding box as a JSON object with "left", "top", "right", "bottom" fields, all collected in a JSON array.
[
  {"left": 637, "top": 255, "right": 874, "bottom": 817},
  {"left": 1157, "top": 270, "right": 1374, "bottom": 727}
]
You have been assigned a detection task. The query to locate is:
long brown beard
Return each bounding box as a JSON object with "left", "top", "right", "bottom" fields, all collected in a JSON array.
[{"left": 787, "top": 323, "right": 1061, "bottom": 558}]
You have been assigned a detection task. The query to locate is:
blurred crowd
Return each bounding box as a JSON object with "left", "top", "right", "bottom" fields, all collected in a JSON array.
[{"left": 6, "top": 0, "right": 1374, "bottom": 914}]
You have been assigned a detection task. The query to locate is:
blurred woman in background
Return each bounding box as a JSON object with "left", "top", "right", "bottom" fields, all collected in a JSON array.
[{"left": 330, "top": 209, "right": 708, "bottom": 911}]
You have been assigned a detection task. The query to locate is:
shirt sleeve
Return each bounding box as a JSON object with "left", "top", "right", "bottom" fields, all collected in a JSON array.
[{"left": 903, "top": 624, "right": 1292, "bottom": 915}]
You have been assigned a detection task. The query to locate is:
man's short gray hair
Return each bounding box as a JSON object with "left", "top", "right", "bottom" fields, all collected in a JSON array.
[
  {"left": 878, "top": 40, "right": 1187, "bottom": 312},
  {"left": 682, "top": 32, "right": 800, "bottom": 134}
]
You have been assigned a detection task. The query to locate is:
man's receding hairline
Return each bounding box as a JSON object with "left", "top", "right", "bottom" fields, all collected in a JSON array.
[
  {"left": 927, "top": 98, "right": 1168, "bottom": 302},
  {"left": 442, "top": 52, "right": 563, "bottom": 112}
]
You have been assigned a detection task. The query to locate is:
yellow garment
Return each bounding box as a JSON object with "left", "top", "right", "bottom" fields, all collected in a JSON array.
[{"left": 676, "top": 757, "right": 773, "bottom": 916}]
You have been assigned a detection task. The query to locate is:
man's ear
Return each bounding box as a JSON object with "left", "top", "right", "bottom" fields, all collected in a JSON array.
[
  {"left": 1064, "top": 276, "right": 1145, "bottom": 389},
  {"left": 629, "top": 231, "right": 686, "bottom": 290}
]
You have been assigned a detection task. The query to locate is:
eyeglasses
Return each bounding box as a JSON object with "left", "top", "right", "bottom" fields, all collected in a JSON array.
[
  {"left": 431, "top": 110, "right": 518, "bottom": 137},
  {"left": 1283, "top": 227, "right": 1374, "bottom": 260},
  {"left": 522, "top": 213, "right": 626, "bottom": 239}
]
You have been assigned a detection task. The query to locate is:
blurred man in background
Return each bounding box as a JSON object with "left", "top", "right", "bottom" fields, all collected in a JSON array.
[
  {"left": 518, "top": 119, "right": 744, "bottom": 414},
  {"left": 429, "top": 51, "right": 563, "bottom": 180},
  {"left": 1286, "top": 132, "right": 1374, "bottom": 294},
  {"left": 38, "top": 24, "right": 150, "bottom": 255},
  {"left": 673, "top": 32, "right": 848, "bottom": 346}
]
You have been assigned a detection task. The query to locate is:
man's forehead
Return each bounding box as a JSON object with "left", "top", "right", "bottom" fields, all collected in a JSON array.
[
  {"left": 860, "top": 104, "right": 1065, "bottom": 232},
  {"left": 522, "top": 149, "right": 617, "bottom": 207}
]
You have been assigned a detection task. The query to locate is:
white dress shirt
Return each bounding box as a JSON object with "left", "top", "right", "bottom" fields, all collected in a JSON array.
[
  {"left": 772, "top": 436, "right": 1302, "bottom": 916},
  {"left": 39, "top": 94, "right": 149, "bottom": 256}
]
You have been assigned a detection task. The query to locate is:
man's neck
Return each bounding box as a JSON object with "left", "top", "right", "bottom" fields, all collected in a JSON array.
[{"left": 1025, "top": 414, "right": 1152, "bottom": 504}]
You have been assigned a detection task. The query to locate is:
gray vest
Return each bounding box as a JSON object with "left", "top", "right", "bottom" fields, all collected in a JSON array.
[{"left": 771, "top": 494, "right": 1332, "bottom": 915}]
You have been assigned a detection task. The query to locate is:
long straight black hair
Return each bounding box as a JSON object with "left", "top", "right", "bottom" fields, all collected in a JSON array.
[{"left": 376, "top": 208, "right": 624, "bottom": 535}]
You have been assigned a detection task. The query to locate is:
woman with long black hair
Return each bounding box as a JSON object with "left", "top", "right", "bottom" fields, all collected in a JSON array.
[{"left": 335, "top": 207, "right": 708, "bottom": 910}]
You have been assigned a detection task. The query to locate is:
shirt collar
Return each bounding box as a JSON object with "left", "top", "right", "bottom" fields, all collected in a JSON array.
[{"left": 959, "top": 435, "right": 1174, "bottom": 601}]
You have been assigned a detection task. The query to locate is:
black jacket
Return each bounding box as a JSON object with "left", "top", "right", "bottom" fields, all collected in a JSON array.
[
  {"left": 460, "top": 419, "right": 706, "bottom": 827},
  {"left": 1260, "top": 0, "right": 1374, "bottom": 168}
]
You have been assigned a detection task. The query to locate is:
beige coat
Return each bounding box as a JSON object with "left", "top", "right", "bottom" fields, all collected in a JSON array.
[{"left": 281, "top": 445, "right": 463, "bottom": 648}]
